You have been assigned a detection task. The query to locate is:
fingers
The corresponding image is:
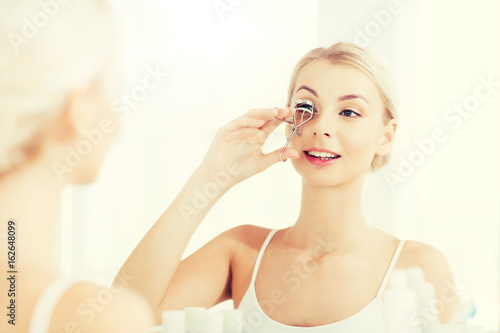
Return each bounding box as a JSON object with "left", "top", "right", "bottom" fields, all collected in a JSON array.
[
  {"left": 222, "top": 116, "right": 267, "bottom": 132},
  {"left": 275, "top": 107, "right": 295, "bottom": 121},
  {"left": 223, "top": 127, "right": 267, "bottom": 144},
  {"left": 222, "top": 107, "right": 294, "bottom": 133},
  {"left": 259, "top": 147, "right": 300, "bottom": 171},
  {"left": 260, "top": 107, "right": 294, "bottom": 134},
  {"left": 243, "top": 107, "right": 290, "bottom": 120},
  {"left": 260, "top": 118, "right": 287, "bottom": 136}
]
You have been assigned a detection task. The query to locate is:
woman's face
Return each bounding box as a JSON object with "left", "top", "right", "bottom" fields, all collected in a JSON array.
[{"left": 287, "top": 61, "right": 395, "bottom": 187}]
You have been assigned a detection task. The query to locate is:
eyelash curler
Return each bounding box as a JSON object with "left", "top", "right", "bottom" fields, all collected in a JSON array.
[{"left": 274, "top": 99, "right": 315, "bottom": 162}]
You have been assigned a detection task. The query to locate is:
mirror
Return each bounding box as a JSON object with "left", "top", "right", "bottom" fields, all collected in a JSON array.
[{"left": 60, "top": 0, "right": 500, "bottom": 331}]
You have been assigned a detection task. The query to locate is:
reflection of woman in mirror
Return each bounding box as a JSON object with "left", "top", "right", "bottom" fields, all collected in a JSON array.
[
  {"left": 0, "top": 1, "right": 153, "bottom": 332},
  {"left": 118, "top": 42, "right": 461, "bottom": 330}
]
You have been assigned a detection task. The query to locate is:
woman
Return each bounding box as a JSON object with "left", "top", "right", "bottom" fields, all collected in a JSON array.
[
  {"left": 116, "top": 42, "right": 461, "bottom": 331},
  {"left": 0, "top": 1, "right": 153, "bottom": 332}
]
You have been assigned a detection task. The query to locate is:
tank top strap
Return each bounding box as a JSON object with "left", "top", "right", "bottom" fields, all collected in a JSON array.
[
  {"left": 376, "top": 239, "right": 406, "bottom": 298},
  {"left": 29, "top": 277, "right": 82, "bottom": 333},
  {"left": 250, "top": 229, "right": 279, "bottom": 285}
]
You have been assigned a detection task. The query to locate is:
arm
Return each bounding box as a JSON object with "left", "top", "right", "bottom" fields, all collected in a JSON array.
[
  {"left": 160, "top": 225, "right": 253, "bottom": 311},
  {"left": 91, "top": 289, "right": 154, "bottom": 333},
  {"left": 50, "top": 282, "right": 154, "bottom": 333},
  {"left": 113, "top": 107, "right": 298, "bottom": 322}
]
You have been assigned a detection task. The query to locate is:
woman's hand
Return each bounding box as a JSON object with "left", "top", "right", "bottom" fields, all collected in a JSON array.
[{"left": 198, "top": 107, "right": 300, "bottom": 191}]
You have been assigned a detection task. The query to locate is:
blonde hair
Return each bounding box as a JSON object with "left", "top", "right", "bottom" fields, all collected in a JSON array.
[
  {"left": 287, "top": 42, "right": 399, "bottom": 172},
  {"left": 0, "top": 0, "right": 117, "bottom": 176}
]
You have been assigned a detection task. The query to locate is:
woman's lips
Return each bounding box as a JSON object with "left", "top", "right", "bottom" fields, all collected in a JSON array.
[{"left": 304, "top": 151, "right": 341, "bottom": 166}]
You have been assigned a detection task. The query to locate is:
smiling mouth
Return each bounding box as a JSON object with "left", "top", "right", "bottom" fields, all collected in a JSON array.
[{"left": 304, "top": 151, "right": 341, "bottom": 161}]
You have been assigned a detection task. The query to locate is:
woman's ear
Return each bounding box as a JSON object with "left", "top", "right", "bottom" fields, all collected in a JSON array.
[
  {"left": 45, "top": 82, "right": 119, "bottom": 184},
  {"left": 48, "top": 85, "right": 94, "bottom": 145},
  {"left": 376, "top": 118, "right": 397, "bottom": 156}
]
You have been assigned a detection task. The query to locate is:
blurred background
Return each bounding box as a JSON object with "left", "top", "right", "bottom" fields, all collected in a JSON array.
[{"left": 59, "top": 0, "right": 500, "bottom": 328}]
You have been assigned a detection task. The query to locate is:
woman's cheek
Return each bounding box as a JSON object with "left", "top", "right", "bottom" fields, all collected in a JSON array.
[{"left": 339, "top": 127, "right": 377, "bottom": 157}]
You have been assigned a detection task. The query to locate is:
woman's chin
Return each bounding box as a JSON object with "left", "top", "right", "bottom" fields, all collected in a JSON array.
[
  {"left": 304, "top": 176, "right": 345, "bottom": 189},
  {"left": 293, "top": 162, "right": 368, "bottom": 189},
  {"left": 296, "top": 168, "right": 345, "bottom": 188},
  {"left": 71, "top": 166, "right": 102, "bottom": 185}
]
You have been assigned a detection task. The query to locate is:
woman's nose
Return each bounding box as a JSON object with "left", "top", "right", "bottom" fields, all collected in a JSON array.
[
  {"left": 313, "top": 130, "right": 331, "bottom": 138},
  {"left": 311, "top": 115, "right": 333, "bottom": 138},
  {"left": 299, "top": 109, "right": 334, "bottom": 139}
]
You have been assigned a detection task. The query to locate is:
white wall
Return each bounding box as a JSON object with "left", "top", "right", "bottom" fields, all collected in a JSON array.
[{"left": 62, "top": 0, "right": 500, "bottom": 327}]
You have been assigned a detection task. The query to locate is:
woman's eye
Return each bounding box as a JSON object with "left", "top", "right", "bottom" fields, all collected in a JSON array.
[
  {"left": 295, "top": 110, "right": 312, "bottom": 121},
  {"left": 296, "top": 109, "right": 317, "bottom": 118},
  {"left": 340, "top": 109, "right": 359, "bottom": 117}
]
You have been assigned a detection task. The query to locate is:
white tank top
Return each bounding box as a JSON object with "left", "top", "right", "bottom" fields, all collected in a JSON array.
[
  {"left": 238, "top": 229, "right": 406, "bottom": 333},
  {"left": 29, "top": 277, "right": 81, "bottom": 333}
]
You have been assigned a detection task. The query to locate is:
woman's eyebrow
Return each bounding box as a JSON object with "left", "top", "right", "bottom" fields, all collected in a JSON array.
[
  {"left": 296, "top": 85, "right": 317, "bottom": 97},
  {"left": 296, "top": 86, "right": 369, "bottom": 105},
  {"left": 337, "top": 94, "right": 369, "bottom": 105}
]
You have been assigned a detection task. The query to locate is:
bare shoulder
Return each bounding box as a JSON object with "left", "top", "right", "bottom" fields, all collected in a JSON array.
[
  {"left": 215, "top": 224, "right": 274, "bottom": 270},
  {"left": 181, "top": 224, "right": 271, "bottom": 266},
  {"left": 216, "top": 224, "right": 271, "bottom": 246},
  {"left": 397, "top": 240, "right": 460, "bottom": 322},
  {"left": 51, "top": 281, "right": 154, "bottom": 333},
  {"left": 398, "top": 240, "right": 451, "bottom": 274},
  {"left": 219, "top": 224, "right": 273, "bottom": 253}
]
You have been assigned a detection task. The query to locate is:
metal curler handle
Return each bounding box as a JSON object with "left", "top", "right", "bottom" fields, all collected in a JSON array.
[
  {"left": 275, "top": 100, "right": 314, "bottom": 162},
  {"left": 273, "top": 117, "right": 294, "bottom": 125},
  {"left": 293, "top": 99, "right": 314, "bottom": 137},
  {"left": 279, "top": 126, "right": 297, "bottom": 162}
]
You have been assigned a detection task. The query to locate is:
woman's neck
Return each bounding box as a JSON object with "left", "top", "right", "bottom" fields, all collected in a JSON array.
[
  {"left": 286, "top": 174, "right": 375, "bottom": 254},
  {"left": 0, "top": 159, "right": 63, "bottom": 273}
]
